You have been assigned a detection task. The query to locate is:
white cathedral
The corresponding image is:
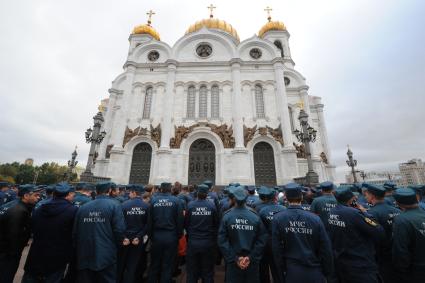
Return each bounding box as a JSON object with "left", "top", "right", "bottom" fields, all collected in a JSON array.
[{"left": 91, "top": 7, "right": 335, "bottom": 186}]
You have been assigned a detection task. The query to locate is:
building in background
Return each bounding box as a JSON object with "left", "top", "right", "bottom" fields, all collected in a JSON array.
[
  {"left": 91, "top": 8, "right": 335, "bottom": 185},
  {"left": 399, "top": 159, "right": 425, "bottom": 186},
  {"left": 345, "top": 170, "right": 403, "bottom": 187},
  {"left": 24, "top": 158, "right": 34, "bottom": 166}
]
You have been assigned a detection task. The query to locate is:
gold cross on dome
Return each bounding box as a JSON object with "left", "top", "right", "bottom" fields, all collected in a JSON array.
[
  {"left": 264, "top": 6, "right": 273, "bottom": 22},
  {"left": 146, "top": 10, "right": 155, "bottom": 25},
  {"left": 207, "top": 4, "right": 216, "bottom": 18}
]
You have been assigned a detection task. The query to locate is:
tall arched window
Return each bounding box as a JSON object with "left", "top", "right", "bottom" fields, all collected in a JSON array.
[
  {"left": 274, "top": 40, "right": 284, "bottom": 57},
  {"left": 211, "top": 85, "right": 219, "bottom": 119},
  {"left": 199, "top": 85, "right": 207, "bottom": 118},
  {"left": 142, "top": 87, "right": 153, "bottom": 119},
  {"left": 255, "top": 84, "right": 265, "bottom": 118},
  {"left": 187, "top": 86, "right": 196, "bottom": 118}
]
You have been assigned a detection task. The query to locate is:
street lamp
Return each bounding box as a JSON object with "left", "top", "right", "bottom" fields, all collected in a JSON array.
[
  {"left": 293, "top": 109, "right": 319, "bottom": 187},
  {"left": 346, "top": 145, "right": 358, "bottom": 183},
  {"left": 65, "top": 146, "right": 78, "bottom": 182},
  {"left": 359, "top": 170, "right": 366, "bottom": 181},
  {"left": 81, "top": 112, "right": 106, "bottom": 178}
]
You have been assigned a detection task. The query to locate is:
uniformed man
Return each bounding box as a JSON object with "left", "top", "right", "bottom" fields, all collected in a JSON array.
[
  {"left": 364, "top": 183, "right": 401, "bottom": 283},
  {"left": 34, "top": 185, "right": 54, "bottom": 210},
  {"left": 392, "top": 188, "right": 425, "bottom": 283},
  {"left": 0, "top": 182, "right": 10, "bottom": 205},
  {"left": 272, "top": 183, "right": 333, "bottom": 283},
  {"left": 147, "top": 182, "right": 184, "bottom": 283},
  {"left": 23, "top": 182, "right": 78, "bottom": 283},
  {"left": 73, "top": 181, "right": 126, "bottom": 283},
  {"left": 327, "top": 186, "right": 384, "bottom": 283},
  {"left": 409, "top": 184, "right": 425, "bottom": 211},
  {"left": 218, "top": 187, "right": 268, "bottom": 283},
  {"left": 204, "top": 180, "right": 220, "bottom": 211},
  {"left": 246, "top": 186, "right": 259, "bottom": 208},
  {"left": 310, "top": 181, "right": 338, "bottom": 225},
  {"left": 73, "top": 182, "right": 93, "bottom": 208},
  {"left": 383, "top": 181, "right": 397, "bottom": 206},
  {"left": 118, "top": 184, "right": 150, "bottom": 283},
  {"left": 259, "top": 187, "right": 285, "bottom": 283},
  {"left": 254, "top": 186, "right": 273, "bottom": 213},
  {"left": 185, "top": 184, "right": 219, "bottom": 283},
  {"left": 0, "top": 184, "right": 42, "bottom": 283}
]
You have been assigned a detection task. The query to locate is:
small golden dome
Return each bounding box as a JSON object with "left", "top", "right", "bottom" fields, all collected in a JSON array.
[
  {"left": 132, "top": 24, "right": 160, "bottom": 41},
  {"left": 258, "top": 20, "right": 286, "bottom": 38},
  {"left": 185, "top": 18, "right": 240, "bottom": 42}
]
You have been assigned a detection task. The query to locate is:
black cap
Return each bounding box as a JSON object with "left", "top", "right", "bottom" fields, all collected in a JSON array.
[{"left": 335, "top": 187, "right": 354, "bottom": 203}]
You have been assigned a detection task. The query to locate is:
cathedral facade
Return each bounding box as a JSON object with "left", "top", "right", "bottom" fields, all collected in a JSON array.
[{"left": 92, "top": 11, "right": 335, "bottom": 186}]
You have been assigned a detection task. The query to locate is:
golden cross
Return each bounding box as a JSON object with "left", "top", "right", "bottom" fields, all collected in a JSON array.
[
  {"left": 264, "top": 6, "right": 273, "bottom": 22},
  {"left": 207, "top": 4, "right": 216, "bottom": 18},
  {"left": 146, "top": 10, "right": 155, "bottom": 25}
]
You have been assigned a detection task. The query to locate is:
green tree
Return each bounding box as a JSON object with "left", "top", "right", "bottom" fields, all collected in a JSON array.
[{"left": 15, "top": 164, "right": 35, "bottom": 184}]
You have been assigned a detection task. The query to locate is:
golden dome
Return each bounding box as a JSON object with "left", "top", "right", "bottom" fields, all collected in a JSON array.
[
  {"left": 185, "top": 18, "right": 240, "bottom": 42},
  {"left": 258, "top": 20, "right": 286, "bottom": 38},
  {"left": 132, "top": 24, "right": 160, "bottom": 41}
]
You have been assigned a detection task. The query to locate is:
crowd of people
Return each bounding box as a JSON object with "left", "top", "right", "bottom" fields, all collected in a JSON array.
[{"left": 0, "top": 179, "right": 424, "bottom": 283}]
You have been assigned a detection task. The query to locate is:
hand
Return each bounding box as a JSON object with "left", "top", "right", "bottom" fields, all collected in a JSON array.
[
  {"left": 357, "top": 203, "right": 367, "bottom": 213},
  {"left": 237, "top": 256, "right": 250, "bottom": 269},
  {"left": 122, "top": 238, "right": 130, "bottom": 246},
  {"left": 132, "top": 238, "right": 140, "bottom": 245}
]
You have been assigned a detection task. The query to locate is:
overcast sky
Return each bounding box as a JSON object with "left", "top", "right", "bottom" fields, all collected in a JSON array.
[{"left": 0, "top": 0, "right": 424, "bottom": 182}]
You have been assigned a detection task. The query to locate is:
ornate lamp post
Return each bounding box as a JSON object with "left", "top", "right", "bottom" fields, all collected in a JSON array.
[
  {"left": 81, "top": 112, "right": 106, "bottom": 178},
  {"left": 359, "top": 170, "right": 366, "bottom": 181},
  {"left": 346, "top": 145, "right": 358, "bottom": 183},
  {"left": 293, "top": 109, "right": 319, "bottom": 187},
  {"left": 65, "top": 146, "right": 78, "bottom": 181}
]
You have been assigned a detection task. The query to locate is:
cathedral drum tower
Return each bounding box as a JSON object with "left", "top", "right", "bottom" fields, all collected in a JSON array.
[{"left": 92, "top": 7, "right": 336, "bottom": 186}]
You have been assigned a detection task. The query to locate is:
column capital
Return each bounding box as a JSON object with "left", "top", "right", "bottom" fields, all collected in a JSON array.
[
  {"left": 298, "top": 85, "right": 309, "bottom": 94},
  {"left": 229, "top": 58, "right": 242, "bottom": 67},
  {"left": 126, "top": 64, "right": 137, "bottom": 72},
  {"left": 165, "top": 59, "right": 178, "bottom": 68},
  {"left": 108, "top": 88, "right": 123, "bottom": 96},
  {"left": 272, "top": 57, "right": 285, "bottom": 67}
]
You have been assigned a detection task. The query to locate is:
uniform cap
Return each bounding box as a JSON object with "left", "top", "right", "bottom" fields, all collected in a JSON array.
[
  {"left": 233, "top": 187, "right": 247, "bottom": 202},
  {"left": 393, "top": 188, "right": 417, "bottom": 205},
  {"left": 229, "top": 182, "right": 240, "bottom": 187},
  {"left": 0, "top": 182, "right": 10, "bottom": 189},
  {"left": 257, "top": 186, "right": 271, "bottom": 197},
  {"left": 160, "top": 182, "right": 172, "bottom": 191},
  {"left": 18, "top": 184, "right": 42, "bottom": 196},
  {"left": 383, "top": 181, "right": 397, "bottom": 191},
  {"left": 284, "top": 183, "right": 302, "bottom": 198},
  {"left": 228, "top": 186, "right": 238, "bottom": 198},
  {"left": 335, "top": 186, "right": 354, "bottom": 203},
  {"left": 408, "top": 185, "right": 425, "bottom": 195},
  {"left": 203, "top": 180, "right": 213, "bottom": 189},
  {"left": 363, "top": 183, "right": 386, "bottom": 197},
  {"left": 75, "top": 182, "right": 90, "bottom": 191},
  {"left": 96, "top": 181, "right": 116, "bottom": 193},
  {"left": 44, "top": 185, "right": 55, "bottom": 194},
  {"left": 246, "top": 186, "right": 256, "bottom": 192},
  {"left": 55, "top": 182, "right": 75, "bottom": 195},
  {"left": 197, "top": 184, "right": 209, "bottom": 194},
  {"left": 320, "top": 181, "right": 335, "bottom": 191}
]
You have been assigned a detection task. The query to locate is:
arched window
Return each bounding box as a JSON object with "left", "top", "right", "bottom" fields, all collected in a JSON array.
[
  {"left": 211, "top": 85, "right": 219, "bottom": 118},
  {"left": 142, "top": 87, "right": 153, "bottom": 119},
  {"left": 199, "top": 85, "right": 208, "bottom": 118},
  {"left": 255, "top": 84, "right": 265, "bottom": 118},
  {"left": 274, "top": 40, "right": 284, "bottom": 57},
  {"left": 187, "top": 86, "right": 196, "bottom": 119}
]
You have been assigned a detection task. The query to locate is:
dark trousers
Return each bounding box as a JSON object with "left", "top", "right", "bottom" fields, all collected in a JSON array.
[
  {"left": 0, "top": 252, "right": 23, "bottom": 283},
  {"left": 147, "top": 238, "right": 178, "bottom": 283},
  {"left": 77, "top": 264, "right": 116, "bottom": 283},
  {"left": 186, "top": 246, "right": 215, "bottom": 283},
  {"left": 378, "top": 260, "right": 398, "bottom": 283},
  {"left": 336, "top": 264, "right": 379, "bottom": 283},
  {"left": 21, "top": 267, "right": 66, "bottom": 283},
  {"left": 225, "top": 262, "right": 259, "bottom": 283},
  {"left": 285, "top": 264, "right": 325, "bottom": 283},
  {"left": 118, "top": 244, "right": 145, "bottom": 283},
  {"left": 260, "top": 243, "right": 281, "bottom": 283}
]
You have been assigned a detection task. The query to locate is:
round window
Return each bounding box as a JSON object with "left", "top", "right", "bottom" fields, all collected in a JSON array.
[
  {"left": 196, "top": 44, "right": 213, "bottom": 58},
  {"left": 249, "top": 48, "right": 262, "bottom": 59},
  {"left": 147, "top": 50, "right": 160, "bottom": 62}
]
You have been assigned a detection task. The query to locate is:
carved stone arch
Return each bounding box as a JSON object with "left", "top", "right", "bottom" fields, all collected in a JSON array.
[
  {"left": 181, "top": 128, "right": 225, "bottom": 154},
  {"left": 111, "top": 73, "right": 127, "bottom": 89},
  {"left": 248, "top": 136, "right": 280, "bottom": 186},
  {"left": 237, "top": 35, "right": 281, "bottom": 59},
  {"left": 172, "top": 28, "right": 237, "bottom": 59},
  {"left": 283, "top": 69, "right": 307, "bottom": 88},
  {"left": 246, "top": 134, "right": 283, "bottom": 153},
  {"left": 131, "top": 41, "right": 172, "bottom": 63}
]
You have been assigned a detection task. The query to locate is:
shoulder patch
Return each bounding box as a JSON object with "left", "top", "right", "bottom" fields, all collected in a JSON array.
[{"left": 364, "top": 217, "right": 378, "bottom": 226}]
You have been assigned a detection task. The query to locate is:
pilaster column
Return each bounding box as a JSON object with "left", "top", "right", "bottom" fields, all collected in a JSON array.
[
  {"left": 160, "top": 61, "right": 177, "bottom": 148},
  {"left": 230, "top": 59, "right": 244, "bottom": 148},
  {"left": 273, "top": 60, "right": 293, "bottom": 148},
  {"left": 316, "top": 104, "right": 332, "bottom": 161}
]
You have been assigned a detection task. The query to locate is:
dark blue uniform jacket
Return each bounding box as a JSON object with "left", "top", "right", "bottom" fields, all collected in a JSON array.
[
  {"left": 185, "top": 199, "right": 219, "bottom": 249},
  {"left": 271, "top": 205, "right": 333, "bottom": 276},
  {"left": 73, "top": 195, "right": 126, "bottom": 271},
  {"left": 218, "top": 206, "right": 268, "bottom": 264},
  {"left": 310, "top": 194, "right": 337, "bottom": 224},
  {"left": 73, "top": 192, "right": 92, "bottom": 208},
  {"left": 122, "top": 198, "right": 149, "bottom": 240},
  {"left": 25, "top": 198, "right": 77, "bottom": 275}
]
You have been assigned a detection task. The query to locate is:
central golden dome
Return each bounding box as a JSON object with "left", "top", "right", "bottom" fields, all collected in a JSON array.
[{"left": 185, "top": 18, "right": 240, "bottom": 42}]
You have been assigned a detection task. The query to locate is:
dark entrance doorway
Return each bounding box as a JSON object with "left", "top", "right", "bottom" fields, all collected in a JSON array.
[
  {"left": 129, "top": 143, "right": 152, "bottom": 184},
  {"left": 188, "top": 139, "right": 215, "bottom": 185},
  {"left": 253, "top": 142, "right": 277, "bottom": 186}
]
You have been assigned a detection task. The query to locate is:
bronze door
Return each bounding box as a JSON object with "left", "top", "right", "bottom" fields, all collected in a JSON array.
[
  {"left": 253, "top": 142, "right": 277, "bottom": 186},
  {"left": 188, "top": 139, "right": 215, "bottom": 185},
  {"left": 129, "top": 143, "right": 152, "bottom": 184}
]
